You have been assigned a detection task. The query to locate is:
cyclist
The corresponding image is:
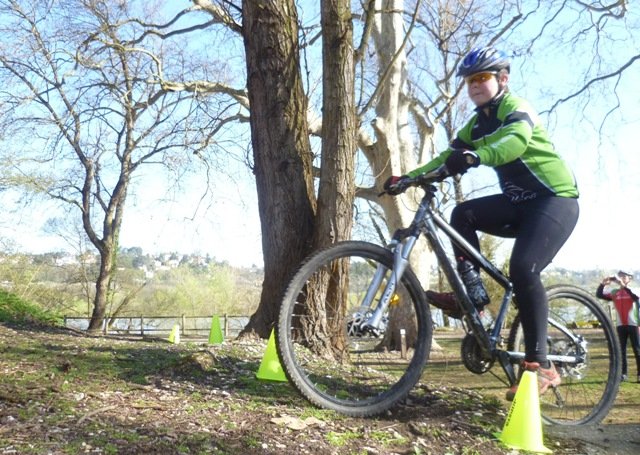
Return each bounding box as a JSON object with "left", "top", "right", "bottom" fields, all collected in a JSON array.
[
  {"left": 596, "top": 271, "right": 640, "bottom": 383},
  {"left": 384, "top": 46, "right": 579, "bottom": 399}
]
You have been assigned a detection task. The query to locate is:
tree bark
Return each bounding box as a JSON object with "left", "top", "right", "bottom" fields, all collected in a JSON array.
[
  {"left": 315, "top": 0, "right": 356, "bottom": 249},
  {"left": 89, "top": 252, "right": 114, "bottom": 331},
  {"left": 294, "top": 0, "right": 357, "bottom": 356},
  {"left": 241, "top": 0, "right": 317, "bottom": 337}
]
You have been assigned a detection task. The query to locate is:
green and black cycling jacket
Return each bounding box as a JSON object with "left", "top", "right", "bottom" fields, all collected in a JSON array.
[{"left": 407, "top": 91, "right": 579, "bottom": 203}]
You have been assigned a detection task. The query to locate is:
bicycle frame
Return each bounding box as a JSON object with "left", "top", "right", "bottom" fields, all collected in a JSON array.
[
  {"left": 362, "top": 178, "right": 587, "bottom": 386},
  {"left": 277, "top": 165, "right": 620, "bottom": 424}
]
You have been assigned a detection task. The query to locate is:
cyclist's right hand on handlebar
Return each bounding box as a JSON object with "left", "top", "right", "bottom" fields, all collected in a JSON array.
[{"left": 383, "top": 175, "right": 411, "bottom": 195}]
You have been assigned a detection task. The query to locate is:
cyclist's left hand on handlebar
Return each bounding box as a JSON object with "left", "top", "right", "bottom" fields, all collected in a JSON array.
[
  {"left": 383, "top": 175, "right": 411, "bottom": 195},
  {"left": 445, "top": 150, "right": 480, "bottom": 175}
]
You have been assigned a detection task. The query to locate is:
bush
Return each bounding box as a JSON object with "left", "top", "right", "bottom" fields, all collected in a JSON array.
[{"left": 0, "top": 289, "right": 63, "bottom": 326}]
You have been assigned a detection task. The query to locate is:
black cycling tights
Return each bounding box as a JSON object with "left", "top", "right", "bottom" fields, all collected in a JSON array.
[{"left": 450, "top": 194, "right": 579, "bottom": 364}]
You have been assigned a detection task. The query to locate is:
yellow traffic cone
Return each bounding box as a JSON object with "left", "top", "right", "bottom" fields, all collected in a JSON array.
[
  {"left": 494, "top": 370, "right": 552, "bottom": 453},
  {"left": 208, "top": 315, "right": 224, "bottom": 345},
  {"left": 168, "top": 324, "right": 180, "bottom": 344},
  {"left": 255, "top": 329, "right": 287, "bottom": 382}
]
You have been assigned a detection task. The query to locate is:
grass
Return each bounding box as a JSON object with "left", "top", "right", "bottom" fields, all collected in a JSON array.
[
  {"left": 0, "top": 299, "right": 505, "bottom": 454},
  {"left": 2, "top": 291, "right": 639, "bottom": 454},
  {"left": 0, "top": 324, "right": 297, "bottom": 454},
  {"left": 426, "top": 330, "right": 640, "bottom": 425}
]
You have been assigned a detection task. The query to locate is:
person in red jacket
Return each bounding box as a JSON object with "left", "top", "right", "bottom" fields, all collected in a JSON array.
[{"left": 596, "top": 271, "right": 640, "bottom": 382}]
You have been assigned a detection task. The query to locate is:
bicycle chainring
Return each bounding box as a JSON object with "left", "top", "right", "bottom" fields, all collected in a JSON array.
[{"left": 461, "top": 333, "right": 494, "bottom": 374}]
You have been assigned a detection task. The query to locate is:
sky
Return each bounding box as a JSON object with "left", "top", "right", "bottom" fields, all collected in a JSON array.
[
  {"left": 457, "top": 75, "right": 640, "bottom": 273},
  {"left": 119, "top": 168, "right": 264, "bottom": 268},
  {"left": 0, "top": 2, "right": 639, "bottom": 273},
  {"left": 2, "top": 108, "right": 638, "bottom": 273},
  {"left": 0, "top": 162, "right": 265, "bottom": 269}
]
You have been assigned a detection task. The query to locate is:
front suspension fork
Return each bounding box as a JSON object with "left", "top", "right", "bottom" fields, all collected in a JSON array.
[{"left": 361, "top": 237, "right": 417, "bottom": 331}]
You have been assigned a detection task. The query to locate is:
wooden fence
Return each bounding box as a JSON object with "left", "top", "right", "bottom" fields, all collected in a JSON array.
[{"left": 63, "top": 315, "right": 249, "bottom": 339}]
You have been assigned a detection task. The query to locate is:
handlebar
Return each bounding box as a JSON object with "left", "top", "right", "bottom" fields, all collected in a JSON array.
[{"left": 379, "top": 164, "right": 451, "bottom": 197}]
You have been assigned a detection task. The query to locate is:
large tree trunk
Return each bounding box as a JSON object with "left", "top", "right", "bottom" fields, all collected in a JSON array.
[
  {"left": 310, "top": 0, "right": 356, "bottom": 354},
  {"left": 88, "top": 244, "right": 123, "bottom": 333},
  {"left": 241, "top": 0, "right": 316, "bottom": 338},
  {"left": 315, "top": 0, "right": 356, "bottom": 249},
  {"left": 88, "top": 252, "right": 114, "bottom": 332},
  {"left": 366, "top": 0, "right": 435, "bottom": 346}
]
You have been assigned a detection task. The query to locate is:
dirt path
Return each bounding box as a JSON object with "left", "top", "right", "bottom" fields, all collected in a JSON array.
[{"left": 547, "top": 424, "right": 640, "bottom": 455}]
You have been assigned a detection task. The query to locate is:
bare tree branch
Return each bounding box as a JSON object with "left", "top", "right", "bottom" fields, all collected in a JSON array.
[
  {"left": 545, "top": 53, "right": 640, "bottom": 114},
  {"left": 191, "top": 0, "right": 242, "bottom": 34},
  {"left": 0, "top": 0, "right": 248, "bottom": 331},
  {"left": 359, "top": 0, "right": 423, "bottom": 118},
  {"left": 574, "top": 0, "right": 627, "bottom": 17}
]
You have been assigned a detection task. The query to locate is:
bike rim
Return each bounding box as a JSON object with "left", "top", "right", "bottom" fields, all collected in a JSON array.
[{"left": 278, "top": 242, "right": 431, "bottom": 416}]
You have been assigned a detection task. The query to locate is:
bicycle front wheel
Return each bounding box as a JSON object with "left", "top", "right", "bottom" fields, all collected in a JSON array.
[
  {"left": 508, "top": 284, "right": 621, "bottom": 425},
  {"left": 276, "top": 241, "right": 432, "bottom": 417}
]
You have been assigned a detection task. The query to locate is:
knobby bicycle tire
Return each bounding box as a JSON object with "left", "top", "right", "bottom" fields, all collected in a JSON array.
[
  {"left": 276, "top": 241, "right": 432, "bottom": 417},
  {"left": 507, "top": 284, "right": 621, "bottom": 425}
]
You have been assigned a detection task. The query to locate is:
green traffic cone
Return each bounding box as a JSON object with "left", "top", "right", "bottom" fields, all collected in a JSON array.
[
  {"left": 256, "top": 329, "right": 287, "bottom": 382},
  {"left": 209, "top": 315, "right": 224, "bottom": 345},
  {"left": 168, "top": 324, "right": 180, "bottom": 344},
  {"left": 494, "top": 370, "right": 552, "bottom": 453}
]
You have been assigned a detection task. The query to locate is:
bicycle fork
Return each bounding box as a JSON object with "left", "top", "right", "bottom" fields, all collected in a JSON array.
[{"left": 359, "top": 237, "right": 418, "bottom": 333}]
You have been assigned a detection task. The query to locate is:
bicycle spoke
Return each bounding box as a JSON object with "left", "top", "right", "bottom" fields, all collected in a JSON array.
[
  {"left": 509, "top": 285, "right": 621, "bottom": 425},
  {"left": 277, "top": 242, "right": 431, "bottom": 416}
]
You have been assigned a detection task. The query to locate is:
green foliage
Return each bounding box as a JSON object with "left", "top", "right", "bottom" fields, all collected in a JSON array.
[
  {"left": 0, "top": 252, "right": 92, "bottom": 314},
  {"left": 167, "top": 263, "right": 235, "bottom": 315},
  {"left": 0, "top": 250, "right": 262, "bottom": 320},
  {"left": 326, "top": 430, "right": 361, "bottom": 447},
  {"left": 139, "top": 262, "right": 259, "bottom": 316},
  {"left": 0, "top": 288, "right": 62, "bottom": 325}
]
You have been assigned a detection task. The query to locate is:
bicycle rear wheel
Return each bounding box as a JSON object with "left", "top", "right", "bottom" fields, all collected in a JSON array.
[
  {"left": 276, "top": 241, "right": 431, "bottom": 417},
  {"left": 507, "top": 284, "right": 621, "bottom": 425}
]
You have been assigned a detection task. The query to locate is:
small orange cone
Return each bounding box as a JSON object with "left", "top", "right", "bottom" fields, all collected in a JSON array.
[
  {"left": 494, "top": 370, "right": 552, "bottom": 453},
  {"left": 256, "top": 329, "right": 287, "bottom": 382},
  {"left": 208, "top": 315, "right": 224, "bottom": 345}
]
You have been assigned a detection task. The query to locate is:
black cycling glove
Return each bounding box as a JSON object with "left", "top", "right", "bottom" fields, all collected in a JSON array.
[{"left": 445, "top": 150, "right": 480, "bottom": 175}]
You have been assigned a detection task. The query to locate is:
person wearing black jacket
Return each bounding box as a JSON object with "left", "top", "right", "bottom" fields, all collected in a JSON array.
[{"left": 596, "top": 271, "right": 640, "bottom": 382}]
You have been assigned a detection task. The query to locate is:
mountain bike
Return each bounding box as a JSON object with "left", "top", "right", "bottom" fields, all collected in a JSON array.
[{"left": 276, "top": 165, "right": 621, "bottom": 425}]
